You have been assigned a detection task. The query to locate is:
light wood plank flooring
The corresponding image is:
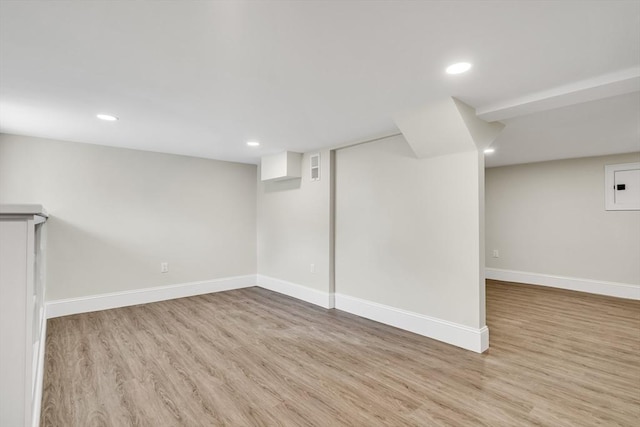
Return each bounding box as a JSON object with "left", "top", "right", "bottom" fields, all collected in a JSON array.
[{"left": 41, "top": 281, "right": 640, "bottom": 426}]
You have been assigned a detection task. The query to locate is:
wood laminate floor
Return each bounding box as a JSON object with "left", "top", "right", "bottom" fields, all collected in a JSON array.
[{"left": 41, "top": 281, "right": 640, "bottom": 426}]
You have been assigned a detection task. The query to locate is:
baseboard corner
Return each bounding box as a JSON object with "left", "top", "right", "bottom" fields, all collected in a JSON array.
[{"left": 256, "top": 275, "right": 334, "bottom": 309}]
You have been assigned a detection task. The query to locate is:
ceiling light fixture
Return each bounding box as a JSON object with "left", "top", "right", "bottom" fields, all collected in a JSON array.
[
  {"left": 484, "top": 148, "right": 495, "bottom": 154},
  {"left": 96, "top": 114, "right": 118, "bottom": 121},
  {"left": 246, "top": 141, "right": 260, "bottom": 147},
  {"left": 446, "top": 62, "right": 472, "bottom": 75}
]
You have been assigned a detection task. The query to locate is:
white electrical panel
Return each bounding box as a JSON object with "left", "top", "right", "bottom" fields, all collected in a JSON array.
[{"left": 605, "top": 162, "right": 640, "bottom": 211}]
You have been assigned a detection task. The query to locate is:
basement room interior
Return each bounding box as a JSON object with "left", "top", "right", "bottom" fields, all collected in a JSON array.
[{"left": 0, "top": 1, "right": 638, "bottom": 426}]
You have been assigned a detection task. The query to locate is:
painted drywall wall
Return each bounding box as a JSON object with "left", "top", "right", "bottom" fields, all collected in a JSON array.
[
  {"left": 486, "top": 152, "right": 640, "bottom": 286},
  {"left": 335, "top": 135, "right": 485, "bottom": 329},
  {"left": 0, "top": 134, "right": 257, "bottom": 300},
  {"left": 257, "top": 150, "right": 333, "bottom": 293}
]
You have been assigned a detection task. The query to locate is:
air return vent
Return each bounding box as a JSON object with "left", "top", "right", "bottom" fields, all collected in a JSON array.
[{"left": 310, "top": 153, "right": 320, "bottom": 181}]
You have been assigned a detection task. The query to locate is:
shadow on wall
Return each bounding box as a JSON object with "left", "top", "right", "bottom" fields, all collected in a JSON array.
[{"left": 263, "top": 178, "right": 302, "bottom": 193}]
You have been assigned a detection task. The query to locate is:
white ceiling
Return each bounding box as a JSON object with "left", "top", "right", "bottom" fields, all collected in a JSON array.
[{"left": 0, "top": 1, "right": 639, "bottom": 165}]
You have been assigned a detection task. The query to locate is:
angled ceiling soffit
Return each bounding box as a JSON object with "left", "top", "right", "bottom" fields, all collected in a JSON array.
[{"left": 393, "top": 97, "right": 504, "bottom": 159}]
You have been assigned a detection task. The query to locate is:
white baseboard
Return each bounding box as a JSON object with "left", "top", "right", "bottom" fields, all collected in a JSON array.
[
  {"left": 334, "top": 293, "right": 489, "bottom": 353},
  {"left": 32, "top": 313, "right": 47, "bottom": 427},
  {"left": 486, "top": 268, "right": 640, "bottom": 300},
  {"left": 257, "top": 275, "right": 335, "bottom": 309},
  {"left": 45, "top": 274, "right": 488, "bottom": 353},
  {"left": 46, "top": 274, "right": 257, "bottom": 318}
]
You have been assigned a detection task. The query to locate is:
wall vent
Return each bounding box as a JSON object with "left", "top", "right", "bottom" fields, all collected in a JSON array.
[{"left": 310, "top": 153, "right": 320, "bottom": 181}]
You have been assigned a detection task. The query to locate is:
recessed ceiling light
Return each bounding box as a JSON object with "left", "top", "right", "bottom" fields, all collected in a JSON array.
[
  {"left": 484, "top": 148, "right": 495, "bottom": 154},
  {"left": 96, "top": 114, "right": 118, "bottom": 121},
  {"left": 446, "top": 62, "right": 472, "bottom": 75},
  {"left": 246, "top": 141, "right": 260, "bottom": 147}
]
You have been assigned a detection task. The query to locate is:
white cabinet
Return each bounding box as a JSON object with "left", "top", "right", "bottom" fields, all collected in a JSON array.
[{"left": 0, "top": 205, "right": 48, "bottom": 427}]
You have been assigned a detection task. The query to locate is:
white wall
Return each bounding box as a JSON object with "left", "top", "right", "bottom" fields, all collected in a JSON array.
[
  {"left": 335, "top": 135, "right": 485, "bottom": 329},
  {"left": 0, "top": 134, "right": 257, "bottom": 300},
  {"left": 256, "top": 150, "right": 333, "bottom": 294},
  {"left": 486, "top": 152, "right": 640, "bottom": 286}
]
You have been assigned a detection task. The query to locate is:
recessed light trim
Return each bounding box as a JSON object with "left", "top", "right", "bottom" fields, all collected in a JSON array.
[
  {"left": 484, "top": 148, "right": 495, "bottom": 154},
  {"left": 446, "top": 62, "right": 472, "bottom": 75},
  {"left": 96, "top": 114, "right": 118, "bottom": 121},
  {"left": 246, "top": 141, "right": 260, "bottom": 147}
]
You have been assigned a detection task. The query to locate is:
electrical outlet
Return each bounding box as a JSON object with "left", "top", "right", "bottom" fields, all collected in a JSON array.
[
  {"left": 492, "top": 250, "right": 499, "bottom": 258},
  {"left": 310, "top": 263, "right": 315, "bottom": 273},
  {"left": 161, "top": 262, "right": 169, "bottom": 273}
]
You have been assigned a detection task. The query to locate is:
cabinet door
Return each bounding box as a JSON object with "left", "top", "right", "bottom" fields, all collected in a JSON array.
[{"left": 0, "top": 220, "right": 29, "bottom": 427}]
